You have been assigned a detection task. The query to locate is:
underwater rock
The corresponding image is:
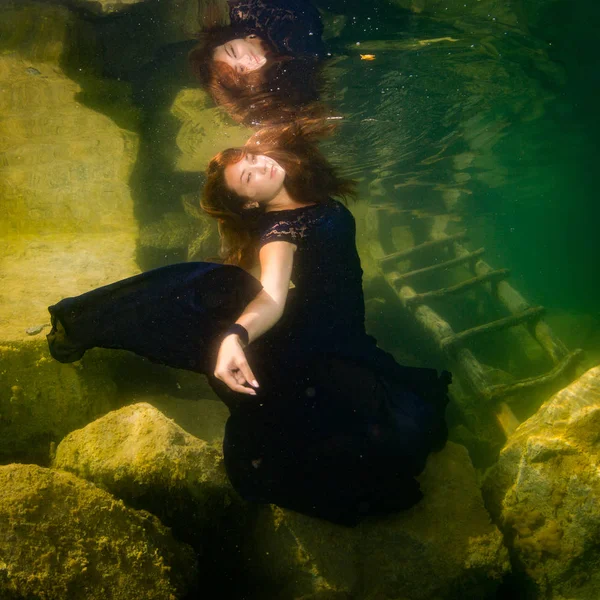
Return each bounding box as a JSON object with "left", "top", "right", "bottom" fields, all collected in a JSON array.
[
  {"left": 171, "top": 88, "right": 251, "bottom": 172},
  {"left": 49, "top": 0, "right": 229, "bottom": 32},
  {"left": 248, "top": 442, "right": 509, "bottom": 599},
  {"left": 25, "top": 324, "right": 49, "bottom": 336},
  {"left": 182, "top": 194, "right": 221, "bottom": 261},
  {"left": 68, "top": 0, "right": 146, "bottom": 14},
  {"left": 483, "top": 365, "right": 600, "bottom": 599},
  {"left": 0, "top": 342, "right": 129, "bottom": 464},
  {"left": 0, "top": 2, "right": 139, "bottom": 342},
  {"left": 139, "top": 211, "right": 199, "bottom": 251},
  {"left": 0, "top": 463, "right": 197, "bottom": 600},
  {"left": 52, "top": 402, "right": 244, "bottom": 547}
]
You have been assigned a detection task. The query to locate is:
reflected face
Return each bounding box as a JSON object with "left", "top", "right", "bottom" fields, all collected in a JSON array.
[
  {"left": 224, "top": 153, "right": 286, "bottom": 204},
  {"left": 213, "top": 36, "right": 267, "bottom": 74}
]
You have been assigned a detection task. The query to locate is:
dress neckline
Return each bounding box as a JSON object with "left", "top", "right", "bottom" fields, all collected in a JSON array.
[{"left": 263, "top": 201, "right": 325, "bottom": 216}]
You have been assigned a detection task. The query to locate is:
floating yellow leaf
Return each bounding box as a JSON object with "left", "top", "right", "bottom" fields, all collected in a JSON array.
[{"left": 360, "top": 54, "right": 376, "bottom": 61}]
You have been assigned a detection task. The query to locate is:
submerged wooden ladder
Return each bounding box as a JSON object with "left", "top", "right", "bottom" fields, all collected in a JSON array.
[{"left": 366, "top": 205, "right": 584, "bottom": 438}]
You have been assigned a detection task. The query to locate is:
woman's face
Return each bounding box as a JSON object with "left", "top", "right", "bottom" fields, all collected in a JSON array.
[
  {"left": 213, "top": 36, "right": 267, "bottom": 74},
  {"left": 224, "top": 153, "right": 286, "bottom": 204}
]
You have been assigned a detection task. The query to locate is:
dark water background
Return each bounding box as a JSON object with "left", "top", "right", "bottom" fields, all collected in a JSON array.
[
  {"left": 319, "top": 1, "right": 600, "bottom": 318},
  {"left": 92, "top": 0, "right": 600, "bottom": 326},
  {"left": 1, "top": 2, "right": 599, "bottom": 597}
]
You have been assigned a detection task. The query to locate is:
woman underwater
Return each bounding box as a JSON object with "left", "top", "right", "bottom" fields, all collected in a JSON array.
[
  {"left": 189, "top": 0, "right": 327, "bottom": 125},
  {"left": 47, "top": 129, "right": 450, "bottom": 526}
]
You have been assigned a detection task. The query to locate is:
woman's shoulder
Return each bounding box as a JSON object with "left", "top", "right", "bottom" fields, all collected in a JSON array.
[
  {"left": 260, "top": 198, "right": 339, "bottom": 225},
  {"left": 258, "top": 199, "right": 350, "bottom": 247}
]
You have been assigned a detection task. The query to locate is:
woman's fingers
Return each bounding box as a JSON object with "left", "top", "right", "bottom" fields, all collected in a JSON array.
[
  {"left": 236, "top": 359, "right": 259, "bottom": 389},
  {"left": 214, "top": 369, "right": 257, "bottom": 395},
  {"left": 227, "top": 377, "right": 257, "bottom": 395},
  {"left": 232, "top": 369, "right": 246, "bottom": 385},
  {"left": 214, "top": 338, "right": 259, "bottom": 395}
]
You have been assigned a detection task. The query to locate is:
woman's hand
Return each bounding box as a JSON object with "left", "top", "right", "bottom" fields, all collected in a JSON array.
[
  {"left": 214, "top": 334, "right": 259, "bottom": 395},
  {"left": 213, "top": 241, "right": 294, "bottom": 395}
]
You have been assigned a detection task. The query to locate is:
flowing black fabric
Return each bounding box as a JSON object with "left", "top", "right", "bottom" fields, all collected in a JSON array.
[
  {"left": 47, "top": 200, "right": 450, "bottom": 526},
  {"left": 47, "top": 262, "right": 262, "bottom": 373}
]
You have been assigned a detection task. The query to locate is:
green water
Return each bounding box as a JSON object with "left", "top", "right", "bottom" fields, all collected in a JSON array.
[
  {"left": 323, "top": 3, "right": 600, "bottom": 317},
  {"left": 71, "top": 0, "right": 600, "bottom": 326},
  {"left": 2, "top": 0, "right": 600, "bottom": 598}
]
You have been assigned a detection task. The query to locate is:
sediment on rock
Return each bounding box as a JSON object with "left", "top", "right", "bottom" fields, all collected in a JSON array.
[{"left": 0, "top": 463, "right": 197, "bottom": 600}]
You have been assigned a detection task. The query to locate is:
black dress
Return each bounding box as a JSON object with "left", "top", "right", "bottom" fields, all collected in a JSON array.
[
  {"left": 47, "top": 199, "right": 449, "bottom": 526},
  {"left": 228, "top": 0, "right": 325, "bottom": 59}
]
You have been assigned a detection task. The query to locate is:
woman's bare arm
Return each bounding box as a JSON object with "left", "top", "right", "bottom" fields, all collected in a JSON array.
[{"left": 213, "top": 241, "right": 295, "bottom": 394}]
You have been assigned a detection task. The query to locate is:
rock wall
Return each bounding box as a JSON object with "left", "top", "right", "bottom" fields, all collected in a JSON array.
[
  {"left": 483, "top": 366, "right": 600, "bottom": 599},
  {"left": 250, "top": 443, "right": 510, "bottom": 599},
  {"left": 0, "top": 2, "right": 140, "bottom": 343},
  {"left": 0, "top": 463, "right": 197, "bottom": 600},
  {"left": 0, "top": 1, "right": 141, "bottom": 462},
  {"left": 52, "top": 402, "right": 241, "bottom": 545}
]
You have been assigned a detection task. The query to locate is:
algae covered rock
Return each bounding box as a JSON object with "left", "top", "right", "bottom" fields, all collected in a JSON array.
[
  {"left": 171, "top": 87, "right": 251, "bottom": 172},
  {"left": 0, "top": 342, "right": 124, "bottom": 464},
  {"left": 0, "top": 463, "right": 197, "bottom": 600},
  {"left": 483, "top": 366, "right": 600, "bottom": 599},
  {"left": 53, "top": 402, "right": 242, "bottom": 545},
  {"left": 55, "top": 0, "right": 230, "bottom": 33},
  {"left": 249, "top": 442, "right": 509, "bottom": 599},
  {"left": 0, "top": 1, "right": 139, "bottom": 342},
  {"left": 140, "top": 211, "right": 199, "bottom": 251},
  {"left": 68, "top": 0, "right": 147, "bottom": 14}
]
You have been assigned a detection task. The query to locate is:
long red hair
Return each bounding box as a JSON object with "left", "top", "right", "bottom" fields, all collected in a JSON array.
[
  {"left": 188, "top": 27, "right": 325, "bottom": 126},
  {"left": 201, "top": 125, "right": 356, "bottom": 268}
]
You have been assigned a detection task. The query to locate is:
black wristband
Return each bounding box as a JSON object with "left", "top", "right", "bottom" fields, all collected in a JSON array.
[{"left": 224, "top": 323, "right": 249, "bottom": 347}]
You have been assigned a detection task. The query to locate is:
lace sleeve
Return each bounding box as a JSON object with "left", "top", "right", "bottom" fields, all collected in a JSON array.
[{"left": 259, "top": 217, "right": 308, "bottom": 248}]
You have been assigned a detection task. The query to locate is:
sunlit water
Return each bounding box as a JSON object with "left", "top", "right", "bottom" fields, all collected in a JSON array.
[
  {"left": 2, "top": 0, "right": 600, "bottom": 597},
  {"left": 321, "top": 5, "right": 600, "bottom": 320},
  {"left": 88, "top": 1, "right": 600, "bottom": 324}
]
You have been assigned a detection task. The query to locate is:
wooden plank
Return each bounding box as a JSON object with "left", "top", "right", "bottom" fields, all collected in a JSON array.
[
  {"left": 379, "top": 231, "right": 467, "bottom": 265},
  {"left": 447, "top": 238, "right": 570, "bottom": 364},
  {"left": 404, "top": 269, "right": 510, "bottom": 307},
  {"left": 495, "top": 402, "right": 521, "bottom": 437},
  {"left": 393, "top": 248, "right": 485, "bottom": 282},
  {"left": 440, "top": 306, "right": 546, "bottom": 349},
  {"left": 483, "top": 349, "right": 585, "bottom": 402},
  {"left": 367, "top": 208, "right": 523, "bottom": 438},
  {"left": 386, "top": 269, "right": 521, "bottom": 436}
]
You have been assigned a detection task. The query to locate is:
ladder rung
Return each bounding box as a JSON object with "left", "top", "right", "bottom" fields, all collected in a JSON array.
[
  {"left": 449, "top": 238, "right": 569, "bottom": 364},
  {"left": 440, "top": 306, "right": 546, "bottom": 349},
  {"left": 404, "top": 269, "right": 510, "bottom": 307},
  {"left": 379, "top": 231, "right": 467, "bottom": 265},
  {"left": 373, "top": 205, "right": 448, "bottom": 218},
  {"left": 395, "top": 248, "right": 485, "bottom": 282},
  {"left": 483, "top": 349, "right": 585, "bottom": 402}
]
